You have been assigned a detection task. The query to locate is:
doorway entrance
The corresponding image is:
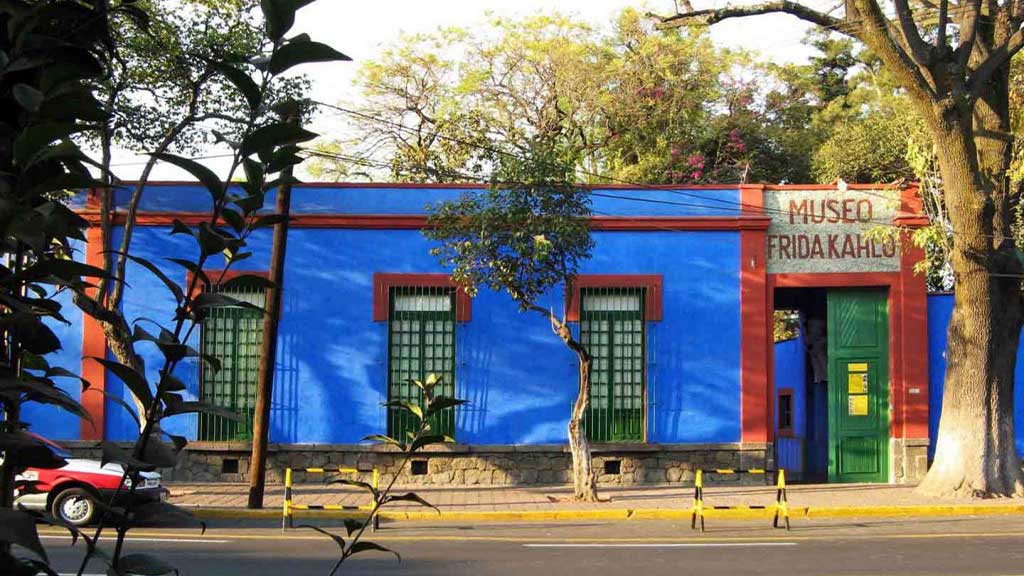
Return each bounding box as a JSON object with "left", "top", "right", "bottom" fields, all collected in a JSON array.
[{"left": 772, "top": 287, "right": 890, "bottom": 483}]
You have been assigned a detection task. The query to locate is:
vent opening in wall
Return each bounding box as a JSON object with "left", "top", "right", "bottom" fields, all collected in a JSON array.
[
  {"left": 221, "top": 458, "right": 239, "bottom": 474},
  {"left": 604, "top": 460, "right": 622, "bottom": 475},
  {"left": 411, "top": 460, "right": 428, "bottom": 475}
]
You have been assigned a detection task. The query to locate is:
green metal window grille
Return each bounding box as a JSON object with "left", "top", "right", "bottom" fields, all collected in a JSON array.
[
  {"left": 387, "top": 287, "right": 456, "bottom": 441},
  {"left": 580, "top": 288, "right": 645, "bottom": 442},
  {"left": 198, "top": 280, "right": 265, "bottom": 442}
]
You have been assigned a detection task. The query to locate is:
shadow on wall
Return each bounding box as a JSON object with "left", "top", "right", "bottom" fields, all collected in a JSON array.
[{"left": 927, "top": 293, "right": 1024, "bottom": 459}]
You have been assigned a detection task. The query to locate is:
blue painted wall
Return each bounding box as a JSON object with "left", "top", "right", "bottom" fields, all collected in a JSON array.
[
  {"left": 101, "top": 185, "right": 743, "bottom": 445},
  {"left": 773, "top": 334, "right": 806, "bottom": 438},
  {"left": 116, "top": 184, "right": 742, "bottom": 218},
  {"left": 927, "top": 293, "right": 1024, "bottom": 458},
  {"left": 23, "top": 242, "right": 86, "bottom": 440}
]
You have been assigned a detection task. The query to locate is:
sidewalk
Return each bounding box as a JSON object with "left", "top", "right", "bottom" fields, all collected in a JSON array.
[{"left": 167, "top": 481, "right": 1024, "bottom": 521}]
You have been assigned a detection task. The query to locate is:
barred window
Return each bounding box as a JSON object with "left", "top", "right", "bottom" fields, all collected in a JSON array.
[
  {"left": 580, "top": 288, "right": 645, "bottom": 442},
  {"left": 387, "top": 287, "right": 456, "bottom": 440},
  {"left": 198, "top": 279, "right": 265, "bottom": 442}
]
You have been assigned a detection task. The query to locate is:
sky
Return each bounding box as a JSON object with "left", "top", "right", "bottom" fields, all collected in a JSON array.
[{"left": 109, "top": 0, "right": 818, "bottom": 181}]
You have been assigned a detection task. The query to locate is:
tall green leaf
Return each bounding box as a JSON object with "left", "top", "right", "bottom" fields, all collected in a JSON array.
[
  {"left": 152, "top": 152, "right": 225, "bottom": 201},
  {"left": 269, "top": 39, "right": 350, "bottom": 74}
]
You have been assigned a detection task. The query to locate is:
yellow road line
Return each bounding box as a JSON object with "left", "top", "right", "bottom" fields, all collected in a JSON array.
[{"left": 35, "top": 530, "right": 1024, "bottom": 544}]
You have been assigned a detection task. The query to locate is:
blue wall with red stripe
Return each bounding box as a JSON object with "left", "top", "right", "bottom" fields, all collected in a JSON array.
[{"left": 95, "top": 185, "right": 743, "bottom": 445}]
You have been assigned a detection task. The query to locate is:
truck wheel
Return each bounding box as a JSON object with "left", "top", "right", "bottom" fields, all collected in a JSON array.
[{"left": 51, "top": 487, "right": 98, "bottom": 526}]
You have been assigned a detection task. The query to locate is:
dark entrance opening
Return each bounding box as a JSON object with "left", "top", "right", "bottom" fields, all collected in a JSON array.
[{"left": 773, "top": 288, "right": 828, "bottom": 482}]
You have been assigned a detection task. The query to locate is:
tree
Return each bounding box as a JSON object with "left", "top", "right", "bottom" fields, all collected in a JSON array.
[
  {"left": 2, "top": 0, "right": 350, "bottom": 573},
  {"left": 655, "top": 0, "right": 1024, "bottom": 497},
  {"left": 424, "top": 143, "right": 600, "bottom": 501},
  {"left": 75, "top": 0, "right": 310, "bottom": 423},
  {"left": 0, "top": 1, "right": 122, "bottom": 571},
  {"left": 309, "top": 9, "right": 822, "bottom": 186}
]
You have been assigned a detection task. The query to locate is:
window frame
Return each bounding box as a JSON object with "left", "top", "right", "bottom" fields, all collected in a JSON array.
[
  {"left": 579, "top": 286, "right": 647, "bottom": 444},
  {"left": 385, "top": 285, "right": 458, "bottom": 440},
  {"left": 777, "top": 387, "right": 795, "bottom": 438},
  {"left": 191, "top": 270, "right": 271, "bottom": 443}
]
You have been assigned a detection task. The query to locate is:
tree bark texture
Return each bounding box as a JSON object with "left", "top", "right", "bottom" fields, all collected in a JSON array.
[
  {"left": 73, "top": 291, "right": 149, "bottom": 424},
  {"left": 658, "top": 0, "right": 1024, "bottom": 499},
  {"left": 247, "top": 157, "right": 294, "bottom": 509},
  {"left": 568, "top": 351, "right": 598, "bottom": 501},
  {"left": 917, "top": 118, "right": 1024, "bottom": 497},
  {"left": 533, "top": 304, "right": 598, "bottom": 502}
]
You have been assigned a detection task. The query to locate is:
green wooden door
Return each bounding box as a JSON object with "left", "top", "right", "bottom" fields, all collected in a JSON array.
[{"left": 827, "top": 289, "right": 889, "bottom": 483}]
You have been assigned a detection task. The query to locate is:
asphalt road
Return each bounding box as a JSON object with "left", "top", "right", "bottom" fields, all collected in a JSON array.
[{"left": 37, "top": 515, "right": 1024, "bottom": 576}]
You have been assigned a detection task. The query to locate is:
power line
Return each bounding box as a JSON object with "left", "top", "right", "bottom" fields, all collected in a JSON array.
[
  {"left": 311, "top": 101, "right": 921, "bottom": 230},
  {"left": 299, "top": 146, "right": 1024, "bottom": 281}
]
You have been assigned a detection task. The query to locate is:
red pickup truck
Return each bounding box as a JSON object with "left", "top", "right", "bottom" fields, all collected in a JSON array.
[{"left": 14, "top": 435, "right": 166, "bottom": 526}]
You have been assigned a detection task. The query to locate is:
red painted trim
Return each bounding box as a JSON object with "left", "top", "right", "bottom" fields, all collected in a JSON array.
[
  {"left": 739, "top": 183, "right": 769, "bottom": 442},
  {"left": 771, "top": 272, "right": 900, "bottom": 288},
  {"left": 739, "top": 183, "right": 765, "bottom": 212},
  {"left": 80, "top": 224, "right": 106, "bottom": 440},
  {"left": 80, "top": 212, "right": 772, "bottom": 231},
  {"left": 564, "top": 275, "right": 663, "bottom": 322},
  {"left": 116, "top": 180, "right": 744, "bottom": 191},
  {"left": 898, "top": 234, "right": 929, "bottom": 439},
  {"left": 762, "top": 183, "right": 910, "bottom": 191},
  {"left": 740, "top": 211, "right": 769, "bottom": 443},
  {"left": 895, "top": 184, "right": 930, "bottom": 228},
  {"left": 372, "top": 273, "right": 472, "bottom": 322}
]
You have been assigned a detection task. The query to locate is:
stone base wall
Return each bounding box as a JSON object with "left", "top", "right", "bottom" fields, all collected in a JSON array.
[
  {"left": 65, "top": 442, "right": 773, "bottom": 487},
  {"left": 891, "top": 437, "right": 929, "bottom": 484}
]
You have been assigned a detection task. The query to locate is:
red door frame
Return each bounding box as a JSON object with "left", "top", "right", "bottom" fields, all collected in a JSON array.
[{"left": 739, "top": 184, "right": 930, "bottom": 447}]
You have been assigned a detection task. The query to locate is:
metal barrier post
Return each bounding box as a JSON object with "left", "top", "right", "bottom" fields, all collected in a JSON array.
[
  {"left": 371, "top": 468, "right": 380, "bottom": 532},
  {"left": 772, "top": 469, "right": 790, "bottom": 531},
  {"left": 281, "top": 467, "right": 380, "bottom": 532},
  {"left": 690, "top": 469, "right": 704, "bottom": 532},
  {"left": 282, "top": 467, "right": 293, "bottom": 531}
]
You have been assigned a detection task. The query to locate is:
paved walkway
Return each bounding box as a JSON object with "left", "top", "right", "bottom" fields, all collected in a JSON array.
[{"left": 166, "top": 481, "right": 1023, "bottom": 512}]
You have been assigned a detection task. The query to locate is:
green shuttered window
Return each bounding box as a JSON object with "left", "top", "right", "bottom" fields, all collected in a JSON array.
[
  {"left": 387, "top": 287, "right": 456, "bottom": 440},
  {"left": 198, "top": 280, "right": 265, "bottom": 442},
  {"left": 580, "top": 288, "right": 645, "bottom": 442}
]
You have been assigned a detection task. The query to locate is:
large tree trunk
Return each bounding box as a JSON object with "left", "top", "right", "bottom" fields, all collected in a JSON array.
[
  {"left": 916, "top": 117, "right": 1024, "bottom": 498},
  {"left": 568, "top": 350, "right": 597, "bottom": 501}
]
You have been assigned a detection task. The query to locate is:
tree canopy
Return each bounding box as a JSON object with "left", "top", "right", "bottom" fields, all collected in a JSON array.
[{"left": 309, "top": 9, "right": 827, "bottom": 186}]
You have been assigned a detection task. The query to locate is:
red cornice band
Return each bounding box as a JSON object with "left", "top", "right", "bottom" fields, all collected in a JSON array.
[{"left": 81, "top": 211, "right": 774, "bottom": 231}]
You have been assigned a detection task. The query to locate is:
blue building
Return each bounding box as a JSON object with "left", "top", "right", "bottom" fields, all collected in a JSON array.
[{"left": 41, "top": 181, "right": 941, "bottom": 485}]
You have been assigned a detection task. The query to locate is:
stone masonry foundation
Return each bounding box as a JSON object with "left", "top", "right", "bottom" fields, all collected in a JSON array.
[{"left": 65, "top": 442, "right": 773, "bottom": 487}]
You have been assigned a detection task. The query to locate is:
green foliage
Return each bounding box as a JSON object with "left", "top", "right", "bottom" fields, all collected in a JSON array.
[
  {"left": 424, "top": 144, "right": 593, "bottom": 309},
  {"left": 311, "top": 8, "right": 819, "bottom": 185},
  {"left": 0, "top": 0, "right": 125, "bottom": 571},
  {"left": 0, "top": 0, "right": 346, "bottom": 573},
  {"left": 310, "top": 374, "right": 461, "bottom": 575},
  {"left": 105, "top": 0, "right": 313, "bottom": 157}
]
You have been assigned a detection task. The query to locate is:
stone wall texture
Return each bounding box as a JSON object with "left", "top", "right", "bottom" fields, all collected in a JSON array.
[{"left": 65, "top": 442, "right": 775, "bottom": 487}]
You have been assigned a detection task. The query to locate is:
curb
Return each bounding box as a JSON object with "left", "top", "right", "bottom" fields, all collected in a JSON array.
[{"left": 188, "top": 504, "right": 1024, "bottom": 523}]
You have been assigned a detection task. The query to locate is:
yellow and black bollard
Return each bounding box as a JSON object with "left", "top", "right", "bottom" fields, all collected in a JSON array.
[
  {"left": 282, "top": 466, "right": 381, "bottom": 532},
  {"left": 772, "top": 469, "right": 790, "bottom": 531},
  {"left": 690, "top": 469, "right": 705, "bottom": 532}
]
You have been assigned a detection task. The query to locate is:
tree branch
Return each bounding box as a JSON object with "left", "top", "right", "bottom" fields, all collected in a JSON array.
[
  {"left": 848, "top": 0, "right": 937, "bottom": 103},
  {"left": 937, "top": 0, "right": 949, "bottom": 48},
  {"left": 969, "top": 24, "right": 1024, "bottom": 98},
  {"left": 955, "top": 0, "right": 983, "bottom": 68},
  {"left": 650, "top": 0, "right": 849, "bottom": 32},
  {"left": 893, "top": 0, "right": 936, "bottom": 68}
]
